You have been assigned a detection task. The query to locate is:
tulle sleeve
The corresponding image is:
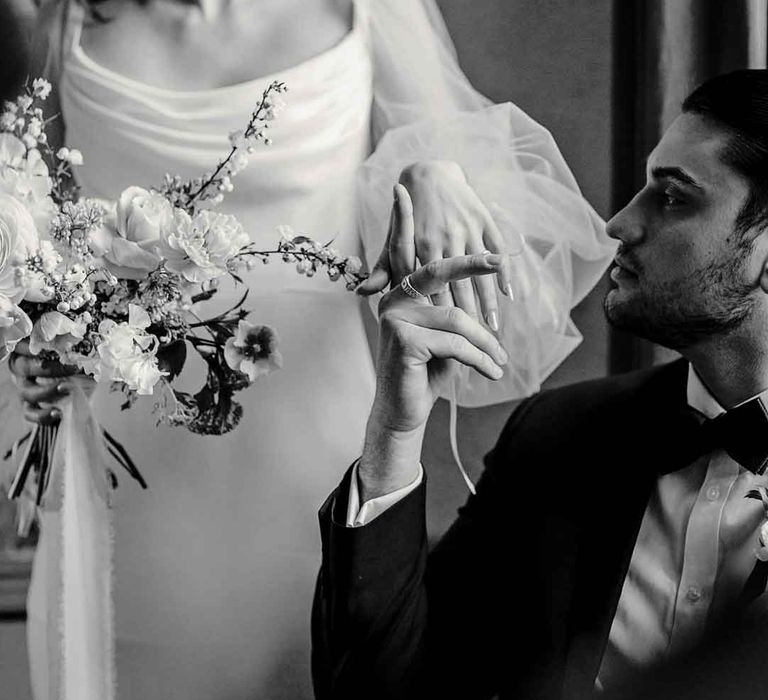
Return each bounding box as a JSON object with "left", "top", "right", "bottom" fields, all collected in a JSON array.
[{"left": 357, "top": 0, "right": 617, "bottom": 407}]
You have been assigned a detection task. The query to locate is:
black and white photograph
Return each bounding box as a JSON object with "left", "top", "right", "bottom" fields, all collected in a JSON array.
[{"left": 1, "top": 1, "right": 768, "bottom": 699}]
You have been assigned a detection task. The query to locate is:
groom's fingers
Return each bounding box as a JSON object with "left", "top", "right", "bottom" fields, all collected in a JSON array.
[
  {"left": 356, "top": 232, "right": 391, "bottom": 297},
  {"left": 402, "top": 305, "right": 508, "bottom": 368},
  {"left": 391, "top": 253, "right": 504, "bottom": 302},
  {"left": 388, "top": 184, "right": 416, "bottom": 286},
  {"left": 418, "top": 326, "right": 504, "bottom": 381}
]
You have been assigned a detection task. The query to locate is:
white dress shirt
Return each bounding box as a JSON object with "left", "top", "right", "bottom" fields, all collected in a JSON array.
[{"left": 346, "top": 365, "right": 768, "bottom": 691}]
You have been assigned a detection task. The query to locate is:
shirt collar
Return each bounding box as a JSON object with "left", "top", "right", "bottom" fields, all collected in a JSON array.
[{"left": 687, "top": 364, "right": 768, "bottom": 419}]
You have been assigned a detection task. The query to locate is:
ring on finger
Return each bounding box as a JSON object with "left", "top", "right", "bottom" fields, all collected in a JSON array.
[{"left": 400, "top": 274, "right": 427, "bottom": 300}]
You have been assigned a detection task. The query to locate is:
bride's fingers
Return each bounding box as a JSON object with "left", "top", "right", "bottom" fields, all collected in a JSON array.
[
  {"left": 388, "top": 184, "right": 416, "bottom": 286},
  {"left": 23, "top": 401, "right": 62, "bottom": 425},
  {"left": 9, "top": 352, "right": 76, "bottom": 379},
  {"left": 466, "top": 238, "right": 500, "bottom": 331},
  {"left": 19, "top": 377, "right": 70, "bottom": 405},
  {"left": 472, "top": 272, "right": 500, "bottom": 332},
  {"left": 484, "top": 207, "right": 517, "bottom": 298},
  {"left": 448, "top": 242, "right": 479, "bottom": 321}
]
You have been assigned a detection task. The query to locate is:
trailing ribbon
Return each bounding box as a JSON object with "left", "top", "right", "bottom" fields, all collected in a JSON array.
[{"left": 22, "top": 378, "right": 116, "bottom": 700}]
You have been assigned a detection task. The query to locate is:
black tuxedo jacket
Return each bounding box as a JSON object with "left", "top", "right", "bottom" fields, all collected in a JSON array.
[{"left": 312, "top": 359, "right": 714, "bottom": 700}]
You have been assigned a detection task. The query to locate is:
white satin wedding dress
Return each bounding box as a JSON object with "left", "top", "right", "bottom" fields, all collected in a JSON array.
[{"left": 20, "top": 1, "right": 616, "bottom": 699}]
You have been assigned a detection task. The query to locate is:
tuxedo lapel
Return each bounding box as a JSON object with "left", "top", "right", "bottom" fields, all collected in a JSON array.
[{"left": 561, "top": 359, "right": 694, "bottom": 700}]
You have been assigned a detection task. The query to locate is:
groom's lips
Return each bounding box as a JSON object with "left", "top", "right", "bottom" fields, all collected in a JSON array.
[
  {"left": 609, "top": 255, "right": 640, "bottom": 286},
  {"left": 613, "top": 255, "right": 639, "bottom": 276}
]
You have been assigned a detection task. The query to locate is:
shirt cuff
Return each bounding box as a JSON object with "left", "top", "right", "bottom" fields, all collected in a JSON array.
[{"left": 345, "top": 460, "right": 424, "bottom": 527}]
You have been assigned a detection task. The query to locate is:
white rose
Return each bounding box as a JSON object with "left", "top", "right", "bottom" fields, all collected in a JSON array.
[
  {"left": 88, "top": 192, "right": 164, "bottom": 279},
  {"left": 116, "top": 186, "right": 173, "bottom": 244},
  {"left": 0, "top": 294, "right": 32, "bottom": 360},
  {"left": 0, "top": 193, "right": 40, "bottom": 302}
]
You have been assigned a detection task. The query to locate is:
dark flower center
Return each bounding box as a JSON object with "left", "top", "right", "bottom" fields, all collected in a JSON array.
[{"left": 242, "top": 327, "right": 273, "bottom": 361}]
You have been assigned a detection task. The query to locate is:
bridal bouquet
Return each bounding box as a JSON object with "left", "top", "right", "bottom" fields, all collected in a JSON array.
[
  {"left": 0, "top": 78, "right": 366, "bottom": 700},
  {"left": 1, "top": 78, "right": 366, "bottom": 504}
]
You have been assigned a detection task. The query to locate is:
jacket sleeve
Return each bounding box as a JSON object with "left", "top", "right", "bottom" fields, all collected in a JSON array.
[{"left": 311, "top": 396, "right": 543, "bottom": 700}]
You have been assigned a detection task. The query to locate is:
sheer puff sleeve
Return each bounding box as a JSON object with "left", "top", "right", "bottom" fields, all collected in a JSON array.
[{"left": 358, "top": 0, "right": 617, "bottom": 406}]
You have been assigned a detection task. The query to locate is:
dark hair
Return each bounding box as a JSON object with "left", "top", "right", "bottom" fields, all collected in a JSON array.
[{"left": 683, "top": 69, "right": 768, "bottom": 238}]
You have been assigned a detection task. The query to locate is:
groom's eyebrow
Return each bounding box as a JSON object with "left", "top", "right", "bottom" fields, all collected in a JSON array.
[{"left": 649, "top": 166, "right": 705, "bottom": 191}]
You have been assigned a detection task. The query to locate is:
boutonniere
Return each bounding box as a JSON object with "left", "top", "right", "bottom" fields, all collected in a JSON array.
[{"left": 746, "top": 486, "right": 768, "bottom": 561}]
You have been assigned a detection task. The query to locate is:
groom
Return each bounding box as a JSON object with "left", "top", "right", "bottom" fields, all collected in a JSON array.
[{"left": 312, "top": 69, "right": 768, "bottom": 700}]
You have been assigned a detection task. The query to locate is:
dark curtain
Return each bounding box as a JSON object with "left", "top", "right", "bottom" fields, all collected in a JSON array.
[
  {"left": 0, "top": 0, "right": 34, "bottom": 103},
  {"left": 609, "top": 0, "right": 766, "bottom": 373}
]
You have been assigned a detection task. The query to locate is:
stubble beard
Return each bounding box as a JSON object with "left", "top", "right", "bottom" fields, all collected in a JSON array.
[{"left": 604, "top": 255, "right": 756, "bottom": 351}]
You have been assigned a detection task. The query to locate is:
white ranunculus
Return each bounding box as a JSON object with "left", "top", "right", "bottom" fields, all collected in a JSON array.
[
  {"left": 0, "top": 135, "right": 53, "bottom": 207},
  {"left": 92, "top": 304, "right": 164, "bottom": 394},
  {"left": 0, "top": 193, "right": 40, "bottom": 302},
  {"left": 159, "top": 209, "right": 249, "bottom": 283},
  {"left": 28, "top": 310, "right": 87, "bottom": 356},
  {"left": 0, "top": 294, "right": 32, "bottom": 360}
]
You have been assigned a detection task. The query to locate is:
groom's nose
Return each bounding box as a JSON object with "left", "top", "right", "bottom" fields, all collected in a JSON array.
[{"left": 606, "top": 194, "right": 646, "bottom": 246}]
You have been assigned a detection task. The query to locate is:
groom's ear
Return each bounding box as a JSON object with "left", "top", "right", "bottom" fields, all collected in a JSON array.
[{"left": 757, "top": 258, "right": 768, "bottom": 298}]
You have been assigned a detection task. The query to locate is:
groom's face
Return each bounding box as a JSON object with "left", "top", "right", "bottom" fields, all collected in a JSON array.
[{"left": 604, "top": 113, "right": 765, "bottom": 349}]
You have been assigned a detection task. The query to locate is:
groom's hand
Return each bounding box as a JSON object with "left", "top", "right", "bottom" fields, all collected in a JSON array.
[{"left": 359, "top": 185, "right": 508, "bottom": 502}]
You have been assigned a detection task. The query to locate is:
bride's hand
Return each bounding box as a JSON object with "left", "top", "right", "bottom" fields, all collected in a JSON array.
[
  {"left": 9, "top": 339, "right": 79, "bottom": 425},
  {"left": 358, "top": 160, "right": 513, "bottom": 331}
]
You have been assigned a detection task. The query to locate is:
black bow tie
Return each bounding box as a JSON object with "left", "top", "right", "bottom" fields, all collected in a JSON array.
[{"left": 698, "top": 396, "right": 768, "bottom": 474}]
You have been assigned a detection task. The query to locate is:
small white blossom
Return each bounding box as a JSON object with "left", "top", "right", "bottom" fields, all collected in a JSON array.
[
  {"left": 31, "top": 79, "right": 52, "bottom": 100},
  {"left": 228, "top": 130, "right": 246, "bottom": 149},
  {"left": 345, "top": 256, "right": 363, "bottom": 275}
]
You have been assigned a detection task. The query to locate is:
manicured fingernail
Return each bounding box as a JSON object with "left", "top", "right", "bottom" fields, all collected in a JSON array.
[
  {"left": 57, "top": 383, "right": 70, "bottom": 394},
  {"left": 50, "top": 408, "right": 61, "bottom": 419},
  {"left": 486, "top": 310, "right": 499, "bottom": 332},
  {"left": 484, "top": 254, "right": 502, "bottom": 265},
  {"left": 505, "top": 283, "right": 515, "bottom": 301}
]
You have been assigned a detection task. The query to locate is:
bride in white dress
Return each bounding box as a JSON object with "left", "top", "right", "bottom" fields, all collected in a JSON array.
[{"left": 7, "top": 0, "right": 615, "bottom": 698}]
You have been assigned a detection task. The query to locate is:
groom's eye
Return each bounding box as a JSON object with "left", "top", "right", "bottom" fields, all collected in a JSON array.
[{"left": 659, "top": 187, "right": 685, "bottom": 209}]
